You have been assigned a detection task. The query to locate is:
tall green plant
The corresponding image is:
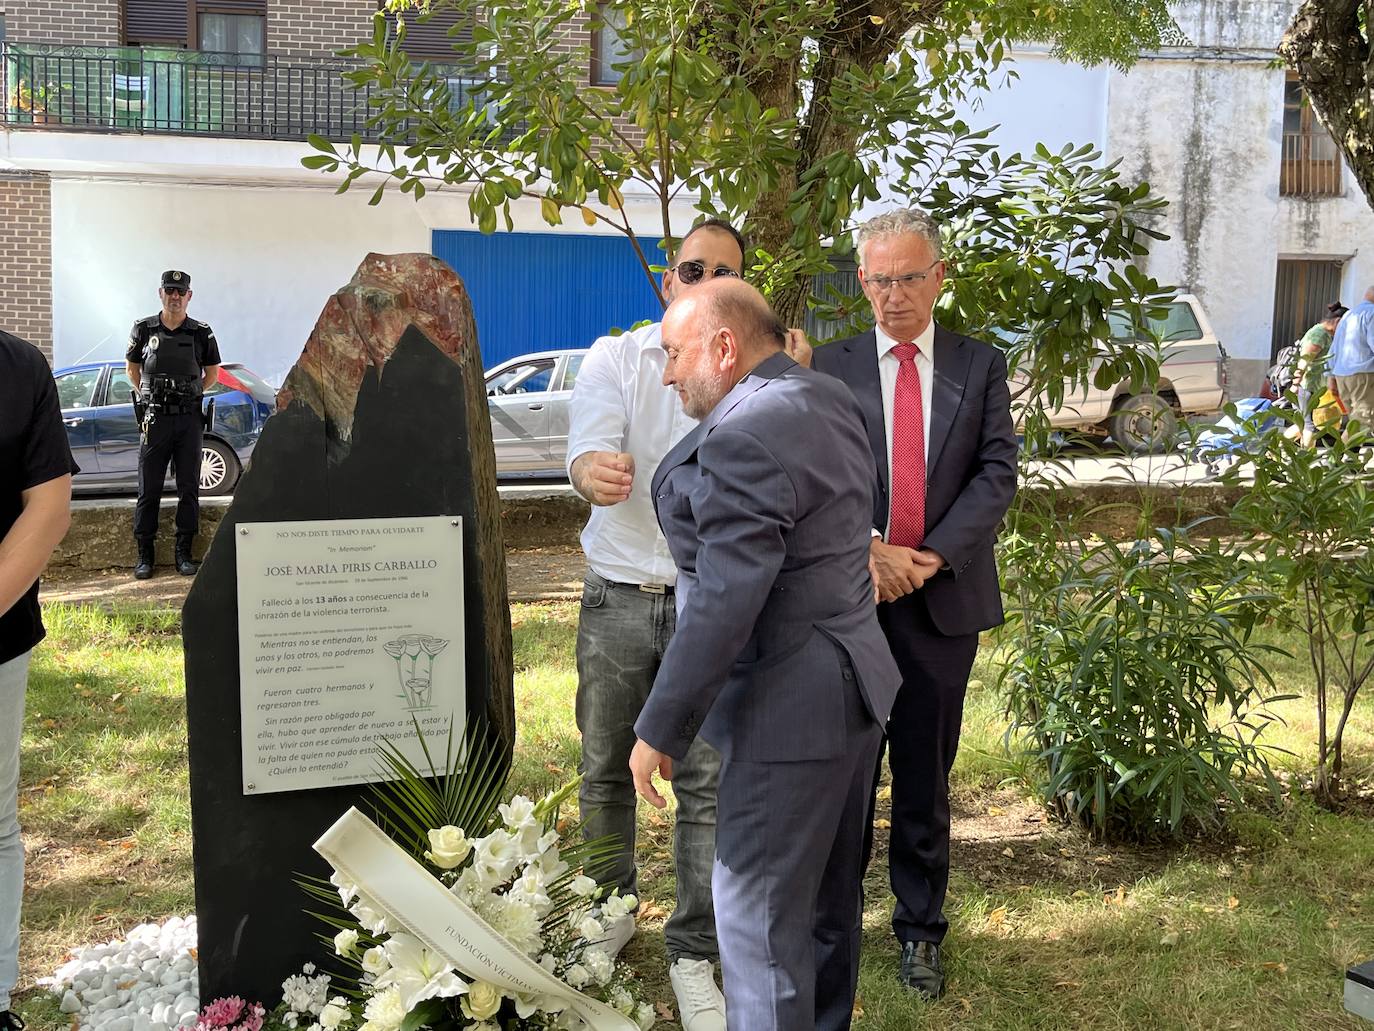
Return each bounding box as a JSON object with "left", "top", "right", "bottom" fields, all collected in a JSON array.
[
  {"left": 1000, "top": 514, "right": 1288, "bottom": 839},
  {"left": 1218, "top": 413, "right": 1374, "bottom": 804}
]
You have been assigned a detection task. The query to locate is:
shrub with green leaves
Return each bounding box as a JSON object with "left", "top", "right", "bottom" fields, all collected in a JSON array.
[
  {"left": 1217, "top": 409, "right": 1374, "bottom": 804},
  {"left": 1000, "top": 518, "right": 1288, "bottom": 839}
]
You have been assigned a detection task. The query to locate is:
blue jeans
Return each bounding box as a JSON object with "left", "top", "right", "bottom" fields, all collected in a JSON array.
[
  {"left": 575, "top": 571, "right": 720, "bottom": 963},
  {"left": 0, "top": 650, "right": 31, "bottom": 1012}
]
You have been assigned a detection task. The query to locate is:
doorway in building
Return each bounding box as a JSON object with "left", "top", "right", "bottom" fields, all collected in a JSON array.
[{"left": 1272, "top": 258, "right": 1345, "bottom": 361}]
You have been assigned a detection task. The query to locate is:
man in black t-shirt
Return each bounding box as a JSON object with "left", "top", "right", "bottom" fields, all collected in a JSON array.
[
  {"left": 125, "top": 270, "right": 221, "bottom": 579},
  {"left": 0, "top": 329, "right": 77, "bottom": 1031}
]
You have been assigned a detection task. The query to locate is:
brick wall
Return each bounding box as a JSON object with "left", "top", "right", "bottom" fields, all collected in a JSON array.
[
  {"left": 0, "top": 174, "right": 55, "bottom": 363},
  {"left": 269, "top": 0, "right": 375, "bottom": 57},
  {"left": 6, "top": 0, "right": 122, "bottom": 45}
]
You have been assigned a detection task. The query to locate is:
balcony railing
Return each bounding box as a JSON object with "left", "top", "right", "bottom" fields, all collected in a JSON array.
[
  {"left": 1, "top": 42, "right": 501, "bottom": 143},
  {"left": 1281, "top": 129, "right": 1343, "bottom": 197}
]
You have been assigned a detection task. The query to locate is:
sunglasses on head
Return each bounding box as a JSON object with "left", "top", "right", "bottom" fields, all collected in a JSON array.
[{"left": 672, "top": 259, "right": 741, "bottom": 285}]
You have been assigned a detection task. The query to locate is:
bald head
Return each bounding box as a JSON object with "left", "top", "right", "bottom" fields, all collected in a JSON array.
[{"left": 661, "top": 279, "right": 787, "bottom": 419}]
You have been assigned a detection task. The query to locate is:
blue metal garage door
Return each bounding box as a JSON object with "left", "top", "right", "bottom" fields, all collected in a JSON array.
[{"left": 432, "top": 230, "right": 666, "bottom": 369}]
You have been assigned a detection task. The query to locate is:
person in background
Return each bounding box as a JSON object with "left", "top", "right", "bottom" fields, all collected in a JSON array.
[
  {"left": 1329, "top": 285, "right": 1374, "bottom": 441},
  {"left": 1, "top": 329, "right": 78, "bottom": 1031},
  {"left": 1296, "top": 301, "right": 1347, "bottom": 446}
]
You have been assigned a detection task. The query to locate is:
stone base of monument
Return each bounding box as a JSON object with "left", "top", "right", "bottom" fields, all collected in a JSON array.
[
  {"left": 182, "top": 253, "right": 514, "bottom": 1005},
  {"left": 1349, "top": 960, "right": 1374, "bottom": 1022}
]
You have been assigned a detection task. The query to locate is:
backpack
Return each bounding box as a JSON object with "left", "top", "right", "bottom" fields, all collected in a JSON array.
[{"left": 1266, "top": 341, "right": 1301, "bottom": 397}]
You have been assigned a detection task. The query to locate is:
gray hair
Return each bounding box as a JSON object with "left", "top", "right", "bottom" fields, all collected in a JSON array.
[{"left": 855, "top": 209, "right": 943, "bottom": 267}]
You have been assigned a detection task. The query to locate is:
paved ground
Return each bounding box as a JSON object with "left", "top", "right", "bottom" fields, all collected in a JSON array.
[{"left": 40, "top": 546, "right": 587, "bottom": 609}]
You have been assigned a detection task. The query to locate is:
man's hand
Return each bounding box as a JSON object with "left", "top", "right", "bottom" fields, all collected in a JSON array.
[
  {"left": 871, "top": 539, "right": 947, "bottom": 603},
  {"left": 629, "top": 738, "right": 673, "bottom": 809},
  {"left": 784, "top": 328, "right": 813, "bottom": 368},
  {"left": 571, "top": 451, "right": 635, "bottom": 506}
]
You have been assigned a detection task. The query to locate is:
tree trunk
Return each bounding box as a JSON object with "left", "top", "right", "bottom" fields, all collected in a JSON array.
[{"left": 1280, "top": 0, "right": 1374, "bottom": 209}]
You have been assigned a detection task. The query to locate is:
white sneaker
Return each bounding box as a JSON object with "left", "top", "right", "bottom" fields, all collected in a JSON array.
[
  {"left": 670, "top": 957, "right": 726, "bottom": 1031},
  {"left": 596, "top": 911, "right": 636, "bottom": 958}
]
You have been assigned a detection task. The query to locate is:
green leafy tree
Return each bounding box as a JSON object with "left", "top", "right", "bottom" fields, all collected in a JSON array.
[{"left": 305, "top": 0, "right": 1175, "bottom": 328}]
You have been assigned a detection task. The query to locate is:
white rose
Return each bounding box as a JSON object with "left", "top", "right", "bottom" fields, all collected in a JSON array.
[
  {"left": 361, "top": 988, "right": 407, "bottom": 1031},
  {"left": 333, "top": 929, "right": 359, "bottom": 958},
  {"left": 619, "top": 893, "right": 638, "bottom": 911},
  {"left": 424, "top": 826, "right": 471, "bottom": 870},
  {"left": 635, "top": 1001, "right": 656, "bottom": 1029},
  {"left": 361, "top": 945, "right": 390, "bottom": 978},
  {"left": 564, "top": 963, "right": 591, "bottom": 988},
  {"left": 601, "top": 893, "right": 633, "bottom": 920},
  {"left": 569, "top": 875, "right": 598, "bottom": 898},
  {"left": 319, "top": 1001, "right": 349, "bottom": 1031},
  {"left": 461, "top": 981, "right": 502, "bottom": 1021}
]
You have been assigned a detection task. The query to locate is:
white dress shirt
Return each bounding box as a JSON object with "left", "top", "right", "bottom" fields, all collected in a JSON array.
[
  {"left": 566, "top": 321, "right": 697, "bottom": 586},
  {"left": 875, "top": 320, "right": 935, "bottom": 535}
]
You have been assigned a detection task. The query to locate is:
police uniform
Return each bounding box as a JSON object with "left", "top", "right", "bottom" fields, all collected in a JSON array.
[{"left": 126, "top": 270, "right": 221, "bottom": 577}]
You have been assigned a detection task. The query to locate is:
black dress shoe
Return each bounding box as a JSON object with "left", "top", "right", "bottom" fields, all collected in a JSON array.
[{"left": 899, "top": 940, "right": 945, "bottom": 999}]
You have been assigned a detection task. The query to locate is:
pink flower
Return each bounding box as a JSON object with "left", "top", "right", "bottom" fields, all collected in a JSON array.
[{"left": 196, "top": 997, "right": 266, "bottom": 1031}]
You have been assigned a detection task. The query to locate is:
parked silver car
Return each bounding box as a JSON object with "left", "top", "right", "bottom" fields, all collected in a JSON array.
[
  {"left": 1012, "top": 294, "right": 1230, "bottom": 453},
  {"left": 486, "top": 349, "right": 587, "bottom": 478}
]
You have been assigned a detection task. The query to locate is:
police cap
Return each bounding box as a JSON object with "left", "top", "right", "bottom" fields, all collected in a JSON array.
[{"left": 160, "top": 270, "right": 191, "bottom": 290}]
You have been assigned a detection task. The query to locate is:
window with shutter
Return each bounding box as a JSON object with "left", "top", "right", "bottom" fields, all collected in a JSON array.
[
  {"left": 381, "top": 4, "right": 474, "bottom": 63},
  {"left": 124, "top": 0, "right": 190, "bottom": 45}
]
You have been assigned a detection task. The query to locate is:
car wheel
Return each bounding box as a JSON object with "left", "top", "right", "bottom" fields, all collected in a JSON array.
[
  {"left": 200, "top": 438, "right": 242, "bottom": 495},
  {"left": 1108, "top": 394, "right": 1178, "bottom": 454}
]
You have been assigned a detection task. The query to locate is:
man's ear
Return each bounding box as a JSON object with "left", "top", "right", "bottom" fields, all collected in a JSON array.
[{"left": 715, "top": 328, "right": 739, "bottom": 370}]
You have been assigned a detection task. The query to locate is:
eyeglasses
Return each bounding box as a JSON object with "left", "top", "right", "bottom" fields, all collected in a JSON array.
[
  {"left": 865, "top": 260, "right": 942, "bottom": 293},
  {"left": 672, "top": 259, "right": 741, "bottom": 285}
]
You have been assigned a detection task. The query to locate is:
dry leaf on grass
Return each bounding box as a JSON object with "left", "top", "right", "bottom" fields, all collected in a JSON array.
[
  {"left": 1261, "top": 962, "right": 1288, "bottom": 974},
  {"left": 1160, "top": 931, "right": 1180, "bottom": 947},
  {"left": 1001, "top": 847, "right": 1015, "bottom": 858},
  {"left": 654, "top": 1002, "right": 674, "bottom": 1021},
  {"left": 873, "top": 819, "right": 891, "bottom": 830},
  {"left": 1227, "top": 896, "right": 1240, "bottom": 910},
  {"left": 851, "top": 996, "right": 865, "bottom": 1020}
]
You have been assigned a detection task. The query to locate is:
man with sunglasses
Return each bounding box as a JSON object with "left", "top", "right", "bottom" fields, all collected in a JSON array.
[
  {"left": 566, "top": 218, "right": 775, "bottom": 1031},
  {"left": 811, "top": 209, "right": 1017, "bottom": 1001},
  {"left": 125, "top": 270, "right": 221, "bottom": 580}
]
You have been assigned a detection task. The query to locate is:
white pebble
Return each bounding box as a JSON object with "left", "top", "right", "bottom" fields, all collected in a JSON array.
[{"left": 42, "top": 917, "right": 202, "bottom": 1029}]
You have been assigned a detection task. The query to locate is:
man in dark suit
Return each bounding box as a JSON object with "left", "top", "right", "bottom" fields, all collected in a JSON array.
[
  {"left": 811, "top": 208, "right": 1017, "bottom": 999},
  {"left": 629, "top": 278, "right": 901, "bottom": 1031}
]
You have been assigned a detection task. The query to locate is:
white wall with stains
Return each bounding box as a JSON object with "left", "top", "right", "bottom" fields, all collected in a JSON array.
[{"left": 921, "top": 0, "right": 1374, "bottom": 394}]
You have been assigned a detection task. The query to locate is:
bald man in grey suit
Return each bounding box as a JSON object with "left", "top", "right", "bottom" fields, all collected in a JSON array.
[{"left": 629, "top": 279, "right": 900, "bottom": 1031}]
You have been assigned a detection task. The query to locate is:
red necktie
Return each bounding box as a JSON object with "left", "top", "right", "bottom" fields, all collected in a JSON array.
[{"left": 888, "top": 342, "right": 926, "bottom": 549}]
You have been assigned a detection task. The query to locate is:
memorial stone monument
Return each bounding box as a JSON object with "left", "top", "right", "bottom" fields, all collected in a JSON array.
[{"left": 182, "top": 253, "right": 513, "bottom": 1003}]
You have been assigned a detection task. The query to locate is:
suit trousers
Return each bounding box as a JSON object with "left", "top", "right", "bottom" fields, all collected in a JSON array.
[
  {"left": 869, "top": 593, "right": 979, "bottom": 946},
  {"left": 133, "top": 410, "right": 203, "bottom": 544},
  {"left": 712, "top": 651, "right": 882, "bottom": 1031}
]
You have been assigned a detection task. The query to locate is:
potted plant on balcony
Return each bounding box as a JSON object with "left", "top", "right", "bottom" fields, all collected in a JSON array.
[{"left": 8, "top": 79, "right": 66, "bottom": 124}]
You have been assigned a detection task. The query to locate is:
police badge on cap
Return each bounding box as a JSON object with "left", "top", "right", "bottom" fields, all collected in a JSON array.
[{"left": 160, "top": 270, "right": 190, "bottom": 290}]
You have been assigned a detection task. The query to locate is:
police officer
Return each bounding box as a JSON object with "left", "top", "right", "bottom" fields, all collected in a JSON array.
[{"left": 126, "top": 270, "right": 221, "bottom": 579}]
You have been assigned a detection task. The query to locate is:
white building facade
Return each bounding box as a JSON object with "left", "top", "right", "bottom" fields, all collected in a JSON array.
[{"left": 937, "top": 0, "right": 1373, "bottom": 392}]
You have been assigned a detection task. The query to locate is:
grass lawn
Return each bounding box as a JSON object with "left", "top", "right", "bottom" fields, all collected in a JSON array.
[{"left": 14, "top": 601, "right": 1374, "bottom": 1030}]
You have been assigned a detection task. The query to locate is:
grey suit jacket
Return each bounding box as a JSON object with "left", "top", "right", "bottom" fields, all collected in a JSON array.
[
  {"left": 635, "top": 351, "right": 901, "bottom": 762},
  {"left": 811, "top": 326, "right": 1018, "bottom": 638}
]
